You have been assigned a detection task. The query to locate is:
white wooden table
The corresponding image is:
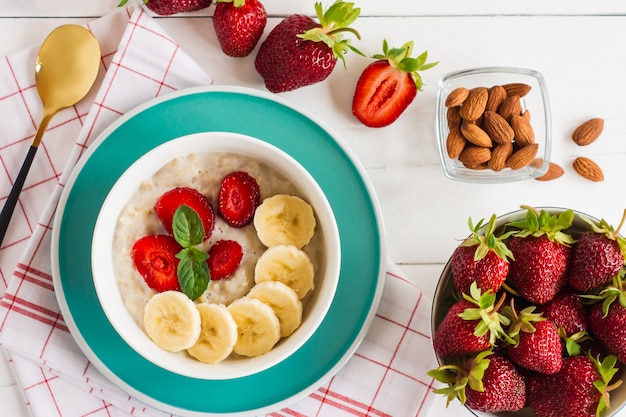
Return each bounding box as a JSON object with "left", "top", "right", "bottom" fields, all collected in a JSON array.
[{"left": 2, "top": 1, "right": 626, "bottom": 416}]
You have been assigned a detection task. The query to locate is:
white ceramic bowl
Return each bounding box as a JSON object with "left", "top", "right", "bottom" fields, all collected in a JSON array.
[
  {"left": 92, "top": 131, "right": 341, "bottom": 380},
  {"left": 430, "top": 207, "right": 626, "bottom": 417}
]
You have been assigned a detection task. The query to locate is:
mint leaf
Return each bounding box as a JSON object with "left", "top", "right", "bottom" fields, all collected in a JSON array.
[
  {"left": 177, "top": 247, "right": 210, "bottom": 300},
  {"left": 173, "top": 205, "right": 204, "bottom": 248}
]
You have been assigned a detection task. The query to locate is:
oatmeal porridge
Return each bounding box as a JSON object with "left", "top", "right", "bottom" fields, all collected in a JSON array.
[{"left": 112, "top": 152, "right": 323, "bottom": 328}]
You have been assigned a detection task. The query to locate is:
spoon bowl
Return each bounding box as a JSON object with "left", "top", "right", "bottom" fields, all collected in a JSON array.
[{"left": 0, "top": 24, "right": 101, "bottom": 245}]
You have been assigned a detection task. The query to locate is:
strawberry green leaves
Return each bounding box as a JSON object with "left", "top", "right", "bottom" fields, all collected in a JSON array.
[
  {"left": 373, "top": 39, "right": 438, "bottom": 90},
  {"left": 460, "top": 282, "right": 513, "bottom": 346},
  {"left": 507, "top": 206, "right": 576, "bottom": 245},
  {"left": 173, "top": 205, "right": 210, "bottom": 300},
  {"left": 297, "top": 1, "right": 364, "bottom": 67},
  {"left": 462, "top": 214, "right": 514, "bottom": 262}
]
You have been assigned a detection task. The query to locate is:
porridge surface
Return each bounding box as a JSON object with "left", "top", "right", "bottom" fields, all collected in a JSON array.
[{"left": 112, "top": 152, "right": 322, "bottom": 328}]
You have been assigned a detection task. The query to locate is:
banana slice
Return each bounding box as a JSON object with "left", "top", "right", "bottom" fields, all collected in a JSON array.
[
  {"left": 186, "top": 303, "right": 238, "bottom": 364},
  {"left": 253, "top": 194, "right": 316, "bottom": 249},
  {"left": 227, "top": 297, "right": 281, "bottom": 357},
  {"left": 143, "top": 291, "right": 201, "bottom": 352},
  {"left": 254, "top": 244, "right": 314, "bottom": 299},
  {"left": 247, "top": 281, "right": 303, "bottom": 338}
]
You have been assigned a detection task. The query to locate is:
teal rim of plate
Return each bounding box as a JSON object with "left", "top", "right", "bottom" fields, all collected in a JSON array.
[{"left": 51, "top": 86, "right": 385, "bottom": 416}]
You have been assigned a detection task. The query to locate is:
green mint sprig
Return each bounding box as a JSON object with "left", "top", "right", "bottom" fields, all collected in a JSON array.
[{"left": 173, "top": 205, "right": 210, "bottom": 300}]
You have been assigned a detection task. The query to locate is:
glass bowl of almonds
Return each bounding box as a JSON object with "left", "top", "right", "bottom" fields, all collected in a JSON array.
[{"left": 435, "top": 67, "right": 552, "bottom": 183}]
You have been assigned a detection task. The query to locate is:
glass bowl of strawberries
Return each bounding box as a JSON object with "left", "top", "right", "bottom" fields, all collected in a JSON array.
[
  {"left": 435, "top": 67, "right": 552, "bottom": 183},
  {"left": 91, "top": 131, "right": 341, "bottom": 380},
  {"left": 429, "top": 206, "right": 626, "bottom": 417}
]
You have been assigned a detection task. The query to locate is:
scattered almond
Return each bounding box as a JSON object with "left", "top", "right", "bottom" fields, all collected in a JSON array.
[
  {"left": 507, "top": 144, "right": 538, "bottom": 170},
  {"left": 445, "top": 87, "right": 469, "bottom": 107},
  {"left": 459, "top": 87, "right": 488, "bottom": 121},
  {"left": 533, "top": 160, "right": 564, "bottom": 181},
  {"left": 572, "top": 118, "right": 604, "bottom": 146},
  {"left": 573, "top": 157, "right": 604, "bottom": 182}
]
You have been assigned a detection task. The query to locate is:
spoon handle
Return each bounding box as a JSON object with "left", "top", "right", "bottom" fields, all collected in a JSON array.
[{"left": 0, "top": 145, "right": 39, "bottom": 247}]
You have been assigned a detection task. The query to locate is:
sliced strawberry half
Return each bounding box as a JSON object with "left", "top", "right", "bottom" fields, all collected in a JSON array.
[
  {"left": 217, "top": 171, "right": 260, "bottom": 227},
  {"left": 155, "top": 187, "right": 215, "bottom": 240},
  {"left": 132, "top": 235, "right": 182, "bottom": 292},
  {"left": 352, "top": 40, "right": 437, "bottom": 128},
  {"left": 207, "top": 239, "right": 243, "bottom": 280}
]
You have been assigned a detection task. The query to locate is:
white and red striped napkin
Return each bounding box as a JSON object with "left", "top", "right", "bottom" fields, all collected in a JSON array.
[{"left": 0, "top": 5, "right": 441, "bottom": 416}]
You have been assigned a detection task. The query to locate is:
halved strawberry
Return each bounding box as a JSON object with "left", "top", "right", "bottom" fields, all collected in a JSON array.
[
  {"left": 352, "top": 40, "right": 437, "bottom": 128},
  {"left": 132, "top": 235, "right": 182, "bottom": 292},
  {"left": 155, "top": 187, "right": 215, "bottom": 240},
  {"left": 217, "top": 171, "right": 260, "bottom": 227},
  {"left": 207, "top": 239, "right": 243, "bottom": 280}
]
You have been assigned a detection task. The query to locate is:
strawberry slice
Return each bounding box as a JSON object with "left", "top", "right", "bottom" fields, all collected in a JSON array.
[
  {"left": 217, "top": 171, "right": 260, "bottom": 227},
  {"left": 155, "top": 187, "right": 215, "bottom": 240},
  {"left": 132, "top": 235, "right": 182, "bottom": 292},
  {"left": 207, "top": 239, "right": 243, "bottom": 280},
  {"left": 352, "top": 40, "right": 437, "bottom": 128}
]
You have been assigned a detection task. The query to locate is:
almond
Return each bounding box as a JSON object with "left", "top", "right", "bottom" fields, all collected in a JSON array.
[
  {"left": 482, "top": 111, "right": 514, "bottom": 144},
  {"left": 445, "top": 87, "right": 469, "bottom": 107},
  {"left": 521, "top": 110, "right": 531, "bottom": 122},
  {"left": 573, "top": 157, "right": 604, "bottom": 182},
  {"left": 534, "top": 161, "right": 564, "bottom": 181},
  {"left": 459, "top": 145, "right": 491, "bottom": 166},
  {"left": 506, "top": 143, "right": 538, "bottom": 170},
  {"left": 498, "top": 95, "right": 522, "bottom": 121},
  {"left": 485, "top": 85, "right": 507, "bottom": 113},
  {"left": 488, "top": 142, "right": 513, "bottom": 171},
  {"left": 510, "top": 115, "right": 535, "bottom": 146},
  {"left": 461, "top": 123, "right": 492, "bottom": 147},
  {"left": 446, "top": 127, "right": 466, "bottom": 159},
  {"left": 447, "top": 106, "right": 462, "bottom": 130},
  {"left": 502, "top": 83, "right": 532, "bottom": 98},
  {"left": 572, "top": 118, "right": 604, "bottom": 146},
  {"left": 459, "top": 87, "right": 488, "bottom": 121}
]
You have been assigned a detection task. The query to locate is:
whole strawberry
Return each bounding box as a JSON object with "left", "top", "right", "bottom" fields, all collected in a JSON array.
[
  {"left": 254, "top": 0, "right": 362, "bottom": 93},
  {"left": 506, "top": 208, "right": 575, "bottom": 304},
  {"left": 527, "top": 355, "right": 621, "bottom": 417},
  {"left": 568, "top": 210, "right": 626, "bottom": 292},
  {"left": 451, "top": 214, "right": 513, "bottom": 295},
  {"left": 213, "top": 0, "right": 267, "bottom": 57},
  {"left": 352, "top": 40, "right": 437, "bottom": 127},
  {"left": 433, "top": 283, "right": 510, "bottom": 357},
  {"left": 540, "top": 287, "right": 589, "bottom": 337},
  {"left": 504, "top": 303, "right": 562, "bottom": 374},
  {"left": 428, "top": 351, "right": 526, "bottom": 413},
  {"left": 588, "top": 280, "right": 626, "bottom": 364},
  {"left": 119, "top": 0, "right": 213, "bottom": 15}
]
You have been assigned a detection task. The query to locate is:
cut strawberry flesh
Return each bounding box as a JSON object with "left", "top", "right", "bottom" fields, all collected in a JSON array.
[
  {"left": 207, "top": 239, "right": 243, "bottom": 280},
  {"left": 155, "top": 187, "right": 215, "bottom": 240},
  {"left": 352, "top": 61, "right": 417, "bottom": 128},
  {"left": 218, "top": 171, "right": 260, "bottom": 227},
  {"left": 132, "top": 234, "right": 182, "bottom": 292}
]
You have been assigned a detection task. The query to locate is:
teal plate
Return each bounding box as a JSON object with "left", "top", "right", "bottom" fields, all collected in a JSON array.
[{"left": 51, "top": 86, "right": 385, "bottom": 416}]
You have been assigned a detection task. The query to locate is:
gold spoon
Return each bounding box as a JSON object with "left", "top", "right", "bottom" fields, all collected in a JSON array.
[{"left": 0, "top": 25, "right": 101, "bottom": 246}]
